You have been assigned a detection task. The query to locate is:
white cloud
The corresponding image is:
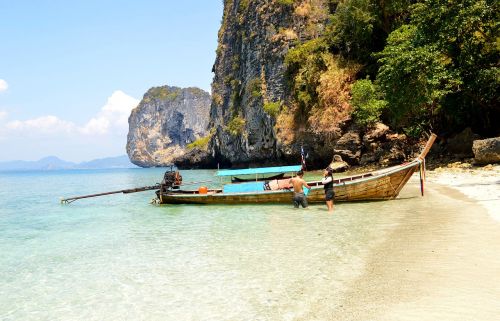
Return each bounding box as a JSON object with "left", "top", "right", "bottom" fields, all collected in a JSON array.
[
  {"left": 0, "top": 79, "right": 8, "bottom": 92},
  {"left": 4, "top": 90, "right": 139, "bottom": 136},
  {"left": 1, "top": 90, "right": 139, "bottom": 160},
  {"left": 80, "top": 90, "right": 139, "bottom": 135},
  {"left": 6, "top": 115, "right": 76, "bottom": 133},
  {"left": 80, "top": 116, "right": 110, "bottom": 135}
]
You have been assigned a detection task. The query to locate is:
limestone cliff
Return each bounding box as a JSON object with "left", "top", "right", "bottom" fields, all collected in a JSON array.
[
  {"left": 127, "top": 86, "right": 211, "bottom": 167},
  {"left": 208, "top": 0, "right": 332, "bottom": 167}
]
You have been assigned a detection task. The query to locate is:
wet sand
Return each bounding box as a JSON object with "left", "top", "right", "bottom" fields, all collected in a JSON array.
[{"left": 329, "top": 167, "right": 500, "bottom": 321}]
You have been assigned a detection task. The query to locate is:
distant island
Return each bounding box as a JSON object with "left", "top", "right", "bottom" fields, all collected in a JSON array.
[{"left": 0, "top": 155, "right": 138, "bottom": 171}]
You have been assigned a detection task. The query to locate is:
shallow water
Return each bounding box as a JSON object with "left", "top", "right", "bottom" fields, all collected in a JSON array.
[{"left": 0, "top": 168, "right": 492, "bottom": 320}]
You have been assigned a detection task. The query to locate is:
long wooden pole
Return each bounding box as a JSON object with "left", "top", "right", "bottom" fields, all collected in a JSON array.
[
  {"left": 61, "top": 185, "right": 160, "bottom": 204},
  {"left": 60, "top": 179, "right": 217, "bottom": 204}
]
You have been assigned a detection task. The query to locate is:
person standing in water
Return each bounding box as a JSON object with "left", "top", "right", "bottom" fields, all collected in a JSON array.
[
  {"left": 289, "top": 170, "right": 311, "bottom": 208},
  {"left": 322, "top": 167, "right": 335, "bottom": 212}
]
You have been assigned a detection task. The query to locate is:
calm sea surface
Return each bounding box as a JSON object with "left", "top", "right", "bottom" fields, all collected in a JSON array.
[{"left": 0, "top": 168, "right": 449, "bottom": 320}]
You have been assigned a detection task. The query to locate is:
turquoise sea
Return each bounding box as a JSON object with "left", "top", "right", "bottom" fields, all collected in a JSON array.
[{"left": 0, "top": 168, "right": 451, "bottom": 320}]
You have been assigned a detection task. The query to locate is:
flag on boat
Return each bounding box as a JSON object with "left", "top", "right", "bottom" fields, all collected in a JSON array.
[{"left": 301, "top": 146, "right": 307, "bottom": 171}]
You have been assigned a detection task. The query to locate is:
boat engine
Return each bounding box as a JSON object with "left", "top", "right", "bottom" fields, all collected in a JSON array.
[{"left": 162, "top": 167, "right": 182, "bottom": 190}]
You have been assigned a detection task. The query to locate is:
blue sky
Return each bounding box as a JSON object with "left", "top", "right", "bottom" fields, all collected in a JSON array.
[{"left": 0, "top": 0, "right": 222, "bottom": 161}]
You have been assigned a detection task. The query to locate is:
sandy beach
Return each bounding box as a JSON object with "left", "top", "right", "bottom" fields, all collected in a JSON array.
[
  {"left": 328, "top": 164, "right": 500, "bottom": 321},
  {"left": 428, "top": 163, "right": 500, "bottom": 222}
]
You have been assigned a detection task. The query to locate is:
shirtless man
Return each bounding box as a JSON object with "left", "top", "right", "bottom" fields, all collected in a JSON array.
[{"left": 289, "top": 170, "right": 311, "bottom": 208}]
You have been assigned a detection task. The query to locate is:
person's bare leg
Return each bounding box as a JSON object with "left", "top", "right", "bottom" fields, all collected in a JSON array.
[{"left": 326, "top": 200, "right": 334, "bottom": 212}]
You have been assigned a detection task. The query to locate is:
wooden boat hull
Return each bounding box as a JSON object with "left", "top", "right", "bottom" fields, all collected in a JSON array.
[{"left": 158, "top": 161, "right": 420, "bottom": 205}]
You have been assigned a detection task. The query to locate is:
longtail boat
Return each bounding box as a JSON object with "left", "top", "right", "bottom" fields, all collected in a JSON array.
[{"left": 155, "top": 134, "right": 437, "bottom": 205}]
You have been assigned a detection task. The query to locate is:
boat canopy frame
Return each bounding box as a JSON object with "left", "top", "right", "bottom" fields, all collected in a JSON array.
[{"left": 216, "top": 165, "right": 302, "bottom": 177}]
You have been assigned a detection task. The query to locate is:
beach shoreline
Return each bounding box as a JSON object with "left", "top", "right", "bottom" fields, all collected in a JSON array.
[
  {"left": 427, "top": 163, "right": 500, "bottom": 222},
  {"left": 327, "top": 164, "right": 500, "bottom": 320}
]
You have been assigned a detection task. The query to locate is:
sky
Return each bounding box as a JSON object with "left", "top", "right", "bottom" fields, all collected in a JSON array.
[{"left": 0, "top": 0, "right": 222, "bottom": 162}]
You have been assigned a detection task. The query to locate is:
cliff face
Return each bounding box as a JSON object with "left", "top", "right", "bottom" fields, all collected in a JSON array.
[
  {"left": 127, "top": 86, "right": 211, "bottom": 167},
  {"left": 208, "top": 0, "right": 330, "bottom": 167}
]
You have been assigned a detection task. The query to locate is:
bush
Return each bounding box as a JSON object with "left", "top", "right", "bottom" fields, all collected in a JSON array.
[
  {"left": 148, "top": 87, "right": 180, "bottom": 101},
  {"left": 351, "top": 79, "right": 387, "bottom": 126},
  {"left": 186, "top": 135, "right": 211, "bottom": 150},
  {"left": 284, "top": 38, "right": 329, "bottom": 118},
  {"left": 263, "top": 101, "right": 280, "bottom": 117},
  {"left": 239, "top": 0, "right": 249, "bottom": 11},
  {"left": 309, "top": 55, "right": 360, "bottom": 133},
  {"left": 325, "top": 0, "right": 378, "bottom": 61},
  {"left": 247, "top": 78, "right": 262, "bottom": 98},
  {"left": 226, "top": 116, "right": 246, "bottom": 136}
]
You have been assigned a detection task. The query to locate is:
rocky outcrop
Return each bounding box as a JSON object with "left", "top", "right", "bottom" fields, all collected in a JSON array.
[
  {"left": 328, "top": 155, "right": 349, "bottom": 172},
  {"left": 127, "top": 86, "right": 211, "bottom": 167},
  {"left": 447, "top": 127, "right": 480, "bottom": 157},
  {"left": 333, "top": 131, "right": 362, "bottom": 165},
  {"left": 207, "top": 0, "right": 330, "bottom": 167},
  {"left": 473, "top": 137, "right": 500, "bottom": 165},
  {"left": 174, "top": 148, "right": 215, "bottom": 169},
  {"left": 358, "top": 125, "right": 418, "bottom": 166}
]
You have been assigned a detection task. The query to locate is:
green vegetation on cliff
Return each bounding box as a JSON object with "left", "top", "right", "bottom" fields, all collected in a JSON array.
[
  {"left": 283, "top": 0, "right": 499, "bottom": 137},
  {"left": 145, "top": 87, "right": 180, "bottom": 102},
  {"left": 226, "top": 116, "right": 246, "bottom": 136},
  {"left": 263, "top": 101, "right": 281, "bottom": 116},
  {"left": 187, "top": 133, "right": 213, "bottom": 151}
]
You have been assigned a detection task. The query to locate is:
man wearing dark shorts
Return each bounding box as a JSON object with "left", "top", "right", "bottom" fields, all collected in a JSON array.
[
  {"left": 321, "top": 167, "right": 335, "bottom": 212},
  {"left": 289, "top": 170, "right": 311, "bottom": 208}
]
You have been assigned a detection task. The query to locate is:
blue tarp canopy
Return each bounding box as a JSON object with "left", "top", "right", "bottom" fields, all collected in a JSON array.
[
  {"left": 223, "top": 182, "right": 265, "bottom": 193},
  {"left": 216, "top": 165, "right": 302, "bottom": 177}
]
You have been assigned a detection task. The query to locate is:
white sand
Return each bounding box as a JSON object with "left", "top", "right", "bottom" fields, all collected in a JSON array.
[
  {"left": 325, "top": 165, "right": 500, "bottom": 321},
  {"left": 427, "top": 163, "right": 500, "bottom": 222}
]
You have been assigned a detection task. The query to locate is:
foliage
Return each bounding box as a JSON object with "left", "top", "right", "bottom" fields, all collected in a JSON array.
[
  {"left": 410, "top": 0, "right": 499, "bottom": 108},
  {"left": 147, "top": 87, "right": 180, "bottom": 101},
  {"left": 351, "top": 79, "right": 387, "bottom": 126},
  {"left": 213, "top": 93, "right": 223, "bottom": 106},
  {"left": 275, "top": 106, "right": 297, "bottom": 145},
  {"left": 375, "top": 0, "right": 499, "bottom": 133},
  {"left": 187, "top": 87, "right": 206, "bottom": 96},
  {"left": 239, "top": 0, "right": 249, "bottom": 11},
  {"left": 263, "top": 101, "right": 281, "bottom": 117},
  {"left": 376, "top": 25, "right": 460, "bottom": 127},
  {"left": 247, "top": 78, "right": 262, "bottom": 98},
  {"left": 186, "top": 135, "right": 211, "bottom": 150},
  {"left": 325, "top": 0, "right": 378, "bottom": 62},
  {"left": 186, "top": 128, "right": 216, "bottom": 150},
  {"left": 226, "top": 116, "right": 246, "bottom": 136},
  {"left": 277, "top": 0, "right": 295, "bottom": 5},
  {"left": 285, "top": 35, "right": 359, "bottom": 134},
  {"left": 309, "top": 55, "right": 360, "bottom": 133},
  {"left": 284, "top": 38, "right": 329, "bottom": 117}
]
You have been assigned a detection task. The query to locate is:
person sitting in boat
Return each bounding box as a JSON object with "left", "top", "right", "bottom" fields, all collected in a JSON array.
[
  {"left": 289, "top": 170, "right": 311, "bottom": 208},
  {"left": 321, "top": 167, "right": 335, "bottom": 213}
]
